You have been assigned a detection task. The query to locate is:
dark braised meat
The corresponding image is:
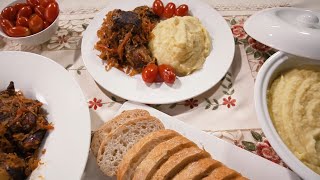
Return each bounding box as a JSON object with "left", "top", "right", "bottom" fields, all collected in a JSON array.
[
  {"left": 133, "top": 6, "right": 159, "bottom": 24},
  {"left": 0, "top": 153, "right": 26, "bottom": 180},
  {"left": 125, "top": 45, "right": 153, "bottom": 70},
  {"left": 112, "top": 10, "right": 142, "bottom": 34},
  {"left": 0, "top": 82, "right": 53, "bottom": 179},
  {"left": 95, "top": 6, "right": 160, "bottom": 75}
]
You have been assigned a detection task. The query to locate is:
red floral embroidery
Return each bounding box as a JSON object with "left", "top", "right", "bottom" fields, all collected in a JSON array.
[
  {"left": 231, "top": 24, "right": 247, "bottom": 39},
  {"left": 256, "top": 139, "right": 281, "bottom": 164},
  {"left": 248, "top": 37, "right": 272, "bottom": 52},
  {"left": 89, "top": 98, "right": 103, "bottom": 110},
  {"left": 184, "top": 98, "right": 198, "bottom": 109},
  {"left": 222, "top": 96, "right": 236, "bottom": 108}
]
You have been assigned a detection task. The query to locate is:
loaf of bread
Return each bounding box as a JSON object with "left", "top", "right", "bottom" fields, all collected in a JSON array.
[
  {"left": 93, "top": 109, "right": 247, "bottom": 179},
  {"left": 97, "top": 116, "right": 164, "bottom": 176},
  {"left": 91, "top": 109, "right": 150, "bottom": 157}
]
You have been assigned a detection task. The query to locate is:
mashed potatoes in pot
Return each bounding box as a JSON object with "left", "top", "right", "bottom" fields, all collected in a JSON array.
[
  {"left": 149, "top": 16, "right": 211, "bottom": 76},
  {"left": 267, "top": 68, "right": 320, "bottom": 174}
]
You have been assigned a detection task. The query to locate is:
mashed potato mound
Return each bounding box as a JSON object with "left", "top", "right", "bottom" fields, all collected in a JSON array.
[{"left": 149, "top": 16, "right": 211, "bottom": 76}]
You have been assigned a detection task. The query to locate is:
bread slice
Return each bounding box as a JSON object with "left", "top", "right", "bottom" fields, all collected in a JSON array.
[
  {"left": 132, "top": 135, "right": 195, "bottom": 180},
  {"left": 151, "top": 146, "right": 211, "bottom": 180},
  {"left": 97, "top": 116, "right": 164, "bottom": 176},
  {"left": 91, "top": 109, "right": 150, "bottom": 157},
  {"left": 202, "top": 166, "right": 242, "bottom": 180},
  {"left": 172, "top": 157, "right": 221, "bottom": 180},
  {"left": 117, "top": 130, "right": 179, "bottom": 180}
]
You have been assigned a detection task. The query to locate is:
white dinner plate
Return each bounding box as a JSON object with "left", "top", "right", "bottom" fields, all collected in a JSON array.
[
  {"left": 0, "top": 51, "right": 91, "bottom": 180},
  {"left": 81, "top": 0, "right": 235, "bottom": 104}
]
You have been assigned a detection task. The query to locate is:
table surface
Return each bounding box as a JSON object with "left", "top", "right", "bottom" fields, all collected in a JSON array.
[{"left": 0, "top": 0, "right": 319, "bottom": 179}]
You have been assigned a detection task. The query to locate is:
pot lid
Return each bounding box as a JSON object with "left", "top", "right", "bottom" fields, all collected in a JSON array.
[{"left": 244, "top": 7, "right": 320, "bottom": 60}]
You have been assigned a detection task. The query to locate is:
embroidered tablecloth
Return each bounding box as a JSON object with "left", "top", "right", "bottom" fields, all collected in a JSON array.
[{"left": 0, "top": 2, "right": 296, "bottom": 177}]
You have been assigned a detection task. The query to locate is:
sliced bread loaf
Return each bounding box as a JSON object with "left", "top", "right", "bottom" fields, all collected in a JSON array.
[
  {"left": 117, "top": 129, "right": 179, "bottom": 180},
  {"left": 172, "top": 157, "right": 221, "bottom": 180},
  {"left": 97, "top": 116, "right": 164, "bottom": 176},
  {"left": 91, "top": 109, "right": 150, "bottom": 157},
  {"left": 132, "top": 135, "right": 196, "bottom": 180},
  {"left": 151, "top": 146, "right": 211, "bottom": 180},
  {"left": 202, "top": 166, "right": 242, "bottom": 180}
]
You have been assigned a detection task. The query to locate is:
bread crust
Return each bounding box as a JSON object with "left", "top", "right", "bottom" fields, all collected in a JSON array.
[
  {"left": 117, "top": 129, "right": 179, "bottom": 180},
  {"left": 132, "top": 136, "right": 196, "bottom": 180},
  {"left": 151, "top": 146, "right": 210, "bottom": 180},
  {"left": 172, "top": 157, "right": 221, "bottom": 180},
  {"left": 202, "top": 166, "right": 240, "bottom": 180}
]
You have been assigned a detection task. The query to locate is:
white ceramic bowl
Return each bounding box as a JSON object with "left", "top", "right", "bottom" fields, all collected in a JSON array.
[
  {"left": 0, "top": 0, "right": 59, "bottom": 45},
  {"left": 254, "top": 51, "right": 320, "bottom": 179}
]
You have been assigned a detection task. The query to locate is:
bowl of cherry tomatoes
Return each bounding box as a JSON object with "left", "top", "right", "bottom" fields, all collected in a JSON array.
[{"left": 0, "top": 0, "right": 59, "bottom": 45}]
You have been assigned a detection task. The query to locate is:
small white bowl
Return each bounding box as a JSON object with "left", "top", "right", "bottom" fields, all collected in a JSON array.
[
  {"left": 254, "top": 51, "right": 320, "bottom": 179},
  {"left": 0, "top": 0, "right": 59, "bottom": 45}
]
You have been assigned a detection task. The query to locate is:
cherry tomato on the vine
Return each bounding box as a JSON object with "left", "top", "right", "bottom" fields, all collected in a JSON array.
[
  {"left": 158, "top": 64, "right": 176, "bottom": 84},
  {"left": 142, "top": 63, "right": 159, "bottom": 83},
  {"left": 0, "top": 19, "right": 14, "bottom": 34},
  {"left": 16, "top": 16, "right": 29, "bottom": 27},
  {"left": 152, "top": 0, "right": 164, "bottom": 17},
  {"left": 28, "top": 14, "right": 43, "bottom": 34},
  {"left": 7, "top": 26, "right": 31, "bottom": 37},
  {"left": 175, "top": 4, "right": 189, "bottom": 16},
  {"left": 1, "top": 6, "right": 17, "bottom": 21},
  {"left": 44, "top": 2, "right": 59, "bottom": 23},
  {"left": 17, "top": 6, "right": 33, "bottom": 19},
  {"left": 163, "top": 2, "right": 176, "bottom": 18}
]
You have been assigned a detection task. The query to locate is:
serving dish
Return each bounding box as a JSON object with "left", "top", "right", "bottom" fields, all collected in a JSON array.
[
  {"left": 245, "top": 7, "right": 320, "bottom": 179},
  {"left": 83, "top": 101, "right": 300, "bottom": 180},
  {"left": 0, "top": 51, "right": 91, "bottom": 180},
  {"left": 0, "top": 0, "right": 59, "bottom": 45},
  {"left": 81, "top": 0, "right": 235, "bottom": 104}
]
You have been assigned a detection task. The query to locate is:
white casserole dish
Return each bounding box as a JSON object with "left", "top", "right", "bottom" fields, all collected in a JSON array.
[{"left": 245, "top": 7, "right": 320, "bottom": 179}]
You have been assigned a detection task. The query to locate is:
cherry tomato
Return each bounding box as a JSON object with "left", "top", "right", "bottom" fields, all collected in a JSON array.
[
  {"left": 152, "top": 0, "right": 164, "bottom": 17},
  {"left": 43, "top": 20, "right": 50, "bottom": 28},
  {"left": 14, "top": 3, "right": 28, "bottom": 11},
  {"left": 142, "top": 63, "right": 158, "bottom": 83},
  {"left": 0, "top": 19, "right": 14, "bottom": 34},
  {"left": 7, "top": 26, "right": 31, "bottom": 37},
  {"left": 17, "top": 6, "right": 33, "bottom": 19},
  {"left": 1, "top": 6, "right": 17, "bottom": 21},
  {"left": 28, "top": 14, "right": 43, "bottom": 34},
  {"left": 26, "top": 0, "right": 40, "bottom": 7},
  {"left": 34, "top": 5, "right": 45, "bottom": 19},
  {"left": 16, "top": 16, "right": 29, "bottom": 27},
  {"left": 175, "top": 4, "right": 189, "bottom": 16},
  {"left": 158, "top": 64, "right": 176, "bottom": 84},
  {"left": 39, "top": 0, "right": 56, "bottom": 8},
  {"left": 163, "top": 2, "right": 176, "bottom": 19},
  {"left": 44, "top": 2, "right": 59, "bottom": 23}
]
